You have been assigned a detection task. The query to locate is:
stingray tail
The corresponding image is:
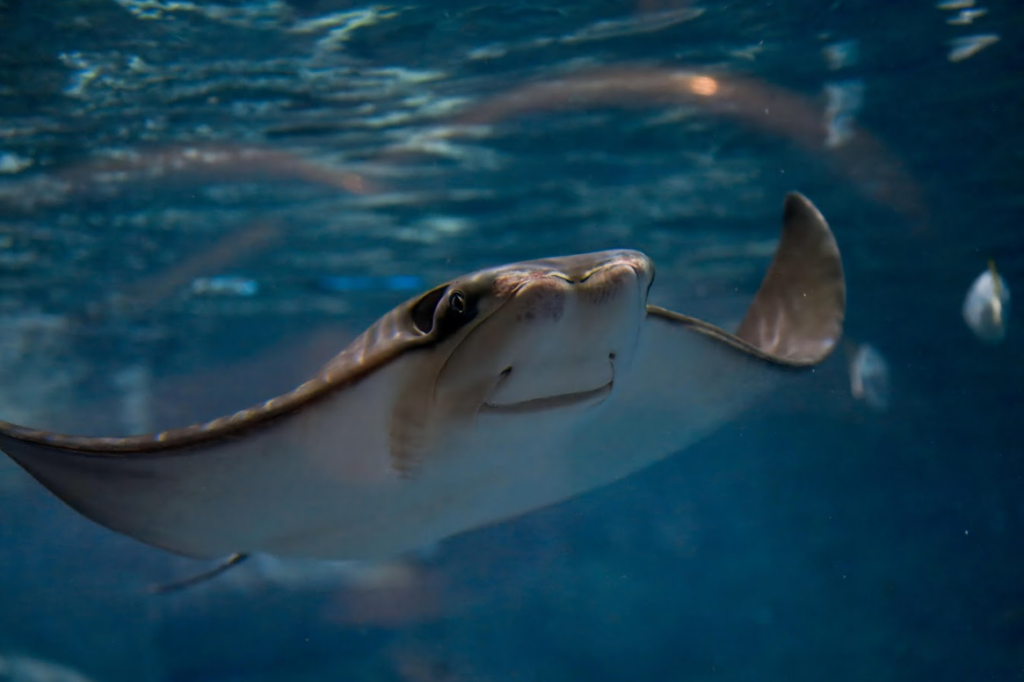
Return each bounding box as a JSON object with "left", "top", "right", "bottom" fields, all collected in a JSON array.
[{"left": 150, "top": 553, "right": 250, "bottom": 594}]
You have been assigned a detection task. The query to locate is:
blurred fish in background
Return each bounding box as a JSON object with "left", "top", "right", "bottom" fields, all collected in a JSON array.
[
  {"left": 963, "top": 260, "right": 1010, "bottom": 344},
  {"left": 846, "top": 341, "right": 891, "bottom": 412}
]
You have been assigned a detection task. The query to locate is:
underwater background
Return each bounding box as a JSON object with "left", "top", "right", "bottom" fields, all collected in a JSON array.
[{"left": 0, "top": 0, "right": 1021, "bottom": 680}]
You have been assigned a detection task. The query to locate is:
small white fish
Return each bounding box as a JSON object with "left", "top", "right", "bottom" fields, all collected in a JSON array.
[
  {"left": 963, "top": 260, "right": 1010, "bottom": 343},
  {"left": 848, "top": 342, "right": 890, "bottom": 412},
  {"left": 936, "top": 0, "right": 975, "bottom": 9}
]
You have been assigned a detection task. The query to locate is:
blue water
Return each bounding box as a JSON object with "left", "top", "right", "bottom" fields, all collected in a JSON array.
[{"left": 0, "top": 1, "right": 1021, "bottom": 680}]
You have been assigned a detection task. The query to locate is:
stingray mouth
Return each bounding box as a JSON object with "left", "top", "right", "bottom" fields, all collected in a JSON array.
[
  {"left": 480, "top": 382, "right": 613, "bottom": 414},
  {"left": 479, "top": 365, "right": 614, "bottom": 415}
]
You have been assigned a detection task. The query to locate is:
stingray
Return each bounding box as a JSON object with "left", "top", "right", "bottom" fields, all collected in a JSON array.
[{"left": 0, "top": 192, "right": 844, "bottom": 566}]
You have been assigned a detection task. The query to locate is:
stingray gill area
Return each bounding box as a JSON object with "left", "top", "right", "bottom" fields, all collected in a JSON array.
[{"left": 0, "top": 1, "right": 1021, "bottom": 681}]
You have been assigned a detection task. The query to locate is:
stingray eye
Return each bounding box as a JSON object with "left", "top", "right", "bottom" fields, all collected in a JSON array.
[{"left": 448, "top": 290, "right": 467, "bottom": 314}]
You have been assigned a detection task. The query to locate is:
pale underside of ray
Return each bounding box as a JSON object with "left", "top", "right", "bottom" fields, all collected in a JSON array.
[
  {"left": 0, "top": 192, "right": 844, "bottom": 562},
  {"left": 0, "top": 315, "right": 785, "bottom": 560}
]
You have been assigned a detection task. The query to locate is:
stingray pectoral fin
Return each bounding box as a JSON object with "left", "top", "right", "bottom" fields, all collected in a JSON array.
[
  {"left": 0, "top": 298, "right": 441, "bottom": 561},
  {"left": 644, "top": 192, "right": 844, "bottom": 369},
  {"left": 612, "top": 191, "right": 845, "bottom": 459},
  {"left": 0, "top": 430, "right": 201, "bottom": 553},
  {"left": 0, "top": 426, "right": 283, "bottom": 559},
  {"left": 734, "top": 192, "right": 845, "bottom": 365},
  {"left": 0, "top": 358, "right": 411, "bottom": 560}
]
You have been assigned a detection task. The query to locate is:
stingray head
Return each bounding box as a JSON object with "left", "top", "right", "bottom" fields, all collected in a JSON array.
[
  {"left": 389, "top": 250, "right": 653, "bottom": 472},
  {"left": 443, "top": 249, "right": 653, "bottom": 412}
]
